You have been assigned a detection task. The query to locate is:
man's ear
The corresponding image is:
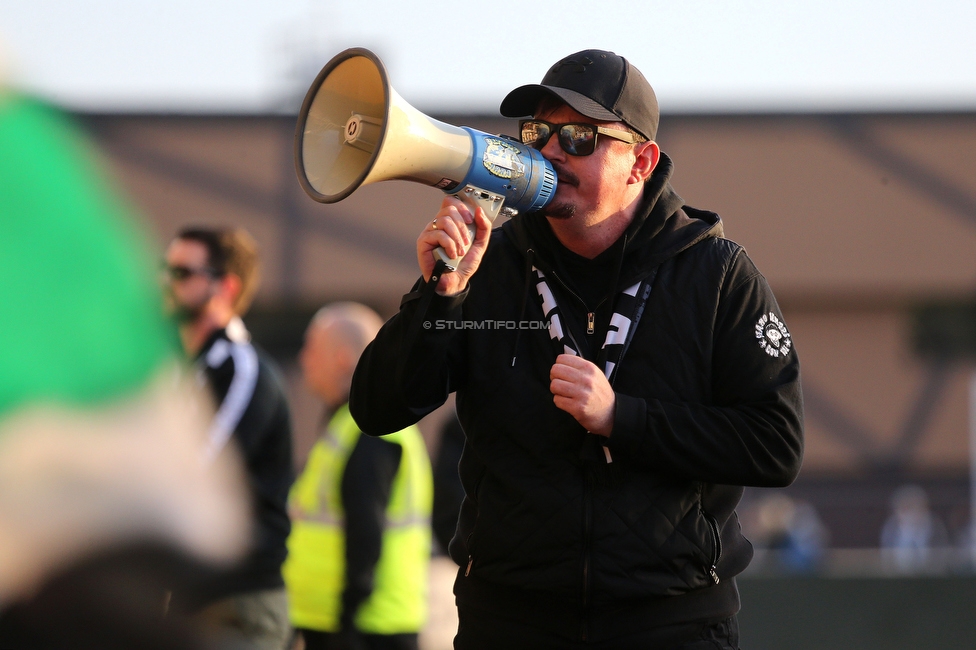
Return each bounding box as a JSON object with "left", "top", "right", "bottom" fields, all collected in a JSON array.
[
  {"left": 629, "top": 140, "right": 660, "bottom": 184},
  {"left": 219, "top": 273, "right": 243, "bottom": 311}
]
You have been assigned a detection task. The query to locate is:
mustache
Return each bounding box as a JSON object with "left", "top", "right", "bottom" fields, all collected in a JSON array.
[{"left": 552, "top": 164, "right": 579, "bottom": 187}]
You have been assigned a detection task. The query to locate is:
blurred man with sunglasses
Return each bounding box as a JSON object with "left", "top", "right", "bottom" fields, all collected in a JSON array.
[
  {"left": 350, "top": 50, "right": 803, "bottom": 649},
  {"left": 164, "top": 227, "right": 295, "bottom": 650}
]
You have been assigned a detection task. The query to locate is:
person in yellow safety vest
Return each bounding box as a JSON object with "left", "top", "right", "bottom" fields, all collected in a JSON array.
[{"left": 284, "top": 302, "right": 433, "bottom": 650}]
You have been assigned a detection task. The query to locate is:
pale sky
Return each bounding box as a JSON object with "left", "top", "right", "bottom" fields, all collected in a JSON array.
[{"left": 2, "top": 0, "right": 975, "bottom": 115}]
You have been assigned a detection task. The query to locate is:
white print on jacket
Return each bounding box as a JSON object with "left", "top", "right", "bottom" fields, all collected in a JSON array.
[
  {"left": 202, "top": 338, "right": 258, "bottom": 463},
  {"left": 755, "top": 312, "right": 792, "bottom": 358}
]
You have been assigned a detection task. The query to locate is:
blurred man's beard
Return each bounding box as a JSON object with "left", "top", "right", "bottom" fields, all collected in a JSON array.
[
  {"left": 172, "top": 304, "right": 206, "bottom": 324},
  {"left": 164, "top": 294, "right": 207, "bottom": 324}
]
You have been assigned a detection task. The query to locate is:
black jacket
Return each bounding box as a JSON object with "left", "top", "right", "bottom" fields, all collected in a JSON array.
[
  {"left": 350, "top": 153, "right": 803, "bottom": 624},
  {"left": 190, "top": 324, "right": 294, "bottom": 606}
]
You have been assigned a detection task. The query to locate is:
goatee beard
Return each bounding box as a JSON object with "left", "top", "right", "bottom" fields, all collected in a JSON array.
[
  {"left": 173, "top": 306, "right": 205, "bottom": 324},
  {"left": 542, "top": 202, "right": 576, "bottom": 220},
  {"left": 544, "top": 165, "right": 578, "bottom": 220},
  {"left": 166, "top": 300, "right": 206, "bottom": 324}
]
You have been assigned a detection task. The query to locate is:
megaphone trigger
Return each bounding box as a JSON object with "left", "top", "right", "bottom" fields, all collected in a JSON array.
[{"left": 433, "top": 185, "right": 506, "bottom": 271}]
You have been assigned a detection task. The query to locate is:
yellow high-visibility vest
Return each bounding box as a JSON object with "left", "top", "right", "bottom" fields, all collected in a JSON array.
[{"left": 284, "top": 405, "right": 432, "bottom": 634}]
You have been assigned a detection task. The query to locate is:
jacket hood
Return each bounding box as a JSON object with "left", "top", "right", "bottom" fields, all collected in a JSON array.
[{"left": 503, "top": 151, "right": 724, "bottom": 290}]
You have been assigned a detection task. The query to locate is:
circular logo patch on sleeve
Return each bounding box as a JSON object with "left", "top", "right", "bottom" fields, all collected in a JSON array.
[{"left": 755, "top": 312, "right": 792, "bottom": 358}]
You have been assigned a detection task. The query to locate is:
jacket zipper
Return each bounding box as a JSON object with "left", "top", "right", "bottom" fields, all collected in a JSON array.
[
  {"left": 546, "top": 269, "right": 609, "bottom": 353},
  {"left": 540, "top": 266, "right": 607, "bottom": 639},
  {"left": 464, "top": 470, "right": 485, "bottom": 578},
  {"left": 465, "top": 515, "right": 479, "bottom": 576},
  {"left": 702, "top": 509, "right": 722, "bottom": 584},
  {"left": 581, "top": 471, "right": 593, "bottom": 642},
  {"left": 465, "top": 523, "right": 475, "bottom": 576}
]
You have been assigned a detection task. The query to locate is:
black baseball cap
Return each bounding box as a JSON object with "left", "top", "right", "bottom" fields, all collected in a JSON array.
[{"left": 500, "top": 49, "right": 659, "bottom": 141}]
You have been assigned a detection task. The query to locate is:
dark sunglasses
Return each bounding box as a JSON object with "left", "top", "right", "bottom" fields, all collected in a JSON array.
[
  {"left": 163, "top": 264, "right": 220, "bottom": 282},
  {"left": 519, "top": 119, "right": 638, "bottom": 156}
]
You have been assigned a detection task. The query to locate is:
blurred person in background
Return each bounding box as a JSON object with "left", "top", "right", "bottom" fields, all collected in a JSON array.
[
  {"left": 0, "top": 65, "right": 249, "bottom": 648},
  {"left": 880, "top": 484, "right": 948, "bottom": 573},
  {"left": 284, "top": 303, "right": 432, "bottom": 650},
  {"left": 163, "top": 227, "right": 295, "bottom": 649},
  {"left": 753, "top": 494, "right": 828, "bottom": 573}
]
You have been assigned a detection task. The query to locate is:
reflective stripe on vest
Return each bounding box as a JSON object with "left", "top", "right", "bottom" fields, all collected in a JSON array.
[{"left": 283, "top": 405, "right": 432, "bottom": 634}]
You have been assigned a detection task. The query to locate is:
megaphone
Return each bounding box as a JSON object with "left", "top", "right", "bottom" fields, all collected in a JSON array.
[{"left": 294, "top": 47, "right": 557, "bottom": 270}]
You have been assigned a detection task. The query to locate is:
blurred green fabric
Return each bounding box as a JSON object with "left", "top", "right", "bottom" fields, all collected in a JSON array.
[{"left": 0, "top": 93, "right": 178, "bottom": 418}]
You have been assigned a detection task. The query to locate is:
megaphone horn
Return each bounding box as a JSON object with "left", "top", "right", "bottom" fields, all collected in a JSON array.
[{"left": 294, "top": 48, "right": 557, "bottom": 270}]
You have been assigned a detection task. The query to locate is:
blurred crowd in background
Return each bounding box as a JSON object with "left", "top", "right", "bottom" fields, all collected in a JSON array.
[{"left": 740, "top": 483, "right": 976, "bottom": 576}]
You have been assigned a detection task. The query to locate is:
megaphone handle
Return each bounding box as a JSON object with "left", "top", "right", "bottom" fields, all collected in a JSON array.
[{"left": 434, "top": 185, "right": 506, "bottom": 271}]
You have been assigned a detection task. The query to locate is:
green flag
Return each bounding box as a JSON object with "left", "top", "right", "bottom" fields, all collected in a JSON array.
[
  {"left": 0, "top": 92, "right": 248, "bottom": 604},
  {"left": 0, "top": 93, "right": 177, "bottom": 417}
]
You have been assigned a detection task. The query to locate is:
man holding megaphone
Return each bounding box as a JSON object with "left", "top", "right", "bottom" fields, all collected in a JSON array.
[{"left": 348, "top": 49, "right": 803, "bottom": 650}]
